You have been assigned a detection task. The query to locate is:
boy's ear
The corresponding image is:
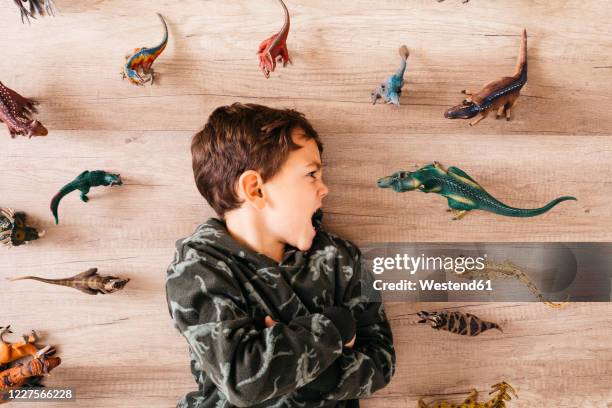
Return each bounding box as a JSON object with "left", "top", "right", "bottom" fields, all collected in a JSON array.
[{"left": 237, "top": 170, "right": 266, "bottom": 210}]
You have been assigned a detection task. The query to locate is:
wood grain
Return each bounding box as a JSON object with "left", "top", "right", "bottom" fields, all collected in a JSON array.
[{"left": 1, "top": 0, "right": 611, "bottom": 407}]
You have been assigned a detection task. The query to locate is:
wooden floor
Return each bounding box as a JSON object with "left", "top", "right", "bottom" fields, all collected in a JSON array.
[{"left": 1, "top": 0, "right": 611, "bottom": 407}]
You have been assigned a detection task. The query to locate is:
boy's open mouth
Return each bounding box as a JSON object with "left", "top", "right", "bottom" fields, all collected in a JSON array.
[{"left": 311, "top": 209, "right": 323, "bottom": 231}]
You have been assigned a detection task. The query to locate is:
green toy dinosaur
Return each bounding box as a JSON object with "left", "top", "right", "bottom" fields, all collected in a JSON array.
[
  {"left": 50, "top": 170, "right": 123, "bottom": 224},
  {"left": 377, "top": 162, "right": 576, "bottom": 220}
]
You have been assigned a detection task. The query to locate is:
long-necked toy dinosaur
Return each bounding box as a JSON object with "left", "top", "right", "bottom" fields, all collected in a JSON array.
[
  {"left": 0, "top": 81, "right": 48, "bottom": 138},
  {"left": 257, "top": 0, "right": 292, "bottom": 78},
  {"left": 418, "top": 382, "right": 517, "bottom": 408},
  {"left": 8, "top": 268, "right": 130, "bottom": 295},
  {"left": 372, "top": 45, "right": 410, "bottom": 106},
  {"left": 417, "top": 311, "right": 502, "bottom": 336},
  {"left": 445, "top": 29, "right": 527, "bottom": 126},
  {"left": 122, "top": 13, "right": 169, "bottom": 86},
  {"left": 377, "top": 162, "right": 576, "bottom": 220},
  {"left": 12, "top": 0, "right": 56, "bottom": 24},
  {"left": 50, "top": 170, "right": 122, "bottom": 224},
  {"left": 0, "top": 208, "right": 44, "bottom": 249}
]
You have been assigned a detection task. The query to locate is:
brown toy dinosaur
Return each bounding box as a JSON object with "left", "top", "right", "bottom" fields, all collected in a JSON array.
[
  {"left": 0, "top": 81, "right": 47, "bottom": 138},
  {"left": 8, "top": 268, "right": 130, "bottom": 295},
  {"left": 444, "top": 29, "right": 527, "bottom": 126},
  {"left": 0, "top": 347, "right": 60, "bottom": 393},
  {"left": 257, "top": 0, "right": 292, "bottom": 78},
  {"left": 0, "top": 326, "right": 45, "bottom": 366}
]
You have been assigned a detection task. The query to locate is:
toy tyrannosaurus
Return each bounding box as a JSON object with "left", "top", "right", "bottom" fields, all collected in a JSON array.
[
  {"left": 0, "top": 347, "right": 60, "bottom": 393},
  {"left": 12, "top": 0, "right": 56, "bottom": 24},
  {"left": 50, "top": 170, "right": 122, "bottom": 224},
  {"left": 418, "top": 382, "right": 517, "bottom": 408},
  {"left": 0, "top": 208, "right": 44, "bottom": 249},
  {"left": 0, "top": 81, "right": 48, "bottom": 138},
  {"left": 122, "top": 13, "right": 169, "bottom": 86},
  {"left": 8, "top": 268, "right": 130, "bottom": 295},
  {"left": 377, "top": 162, "right": 576, "bottom": 220},
  {"left": 372, "top": 45, "right": 410, "bottom": 106},
  {"left": 445, "top": 29, "right": 527, "bottom": 126},
  {"left": 417, "top": 311, "right": 502, "bottom": 336},
  {"left": 257, "top": 0, "right": 292, "bottom": 78}
]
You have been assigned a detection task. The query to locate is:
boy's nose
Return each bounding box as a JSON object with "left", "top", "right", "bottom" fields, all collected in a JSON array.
[{"left": 319, "top": 181, "right": 329, "bottom": 198}]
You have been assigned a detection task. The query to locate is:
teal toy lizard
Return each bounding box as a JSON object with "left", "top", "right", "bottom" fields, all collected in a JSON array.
[
  {"left": 50, "top": 170, "right": 123, "bottom": 224},
  {"left": 377, "top": 162, "right": 576, "bottom": 220},
  {"left": 122, "top": 13, "right": 169, "bottom": 86}
]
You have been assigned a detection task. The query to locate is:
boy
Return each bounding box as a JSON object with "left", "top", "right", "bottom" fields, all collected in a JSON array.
[{"left": 166, "top": 103, "right": 395, "bottom": 407}]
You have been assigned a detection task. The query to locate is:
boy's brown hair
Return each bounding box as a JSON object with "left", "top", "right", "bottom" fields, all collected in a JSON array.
[{"left": 192, "top": 103, "right": 323, "bottom": 217}]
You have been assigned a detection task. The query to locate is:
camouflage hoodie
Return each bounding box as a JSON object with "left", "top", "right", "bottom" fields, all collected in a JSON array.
[{"left": 166, "top": 217, "right": 395, "bottom": 408}]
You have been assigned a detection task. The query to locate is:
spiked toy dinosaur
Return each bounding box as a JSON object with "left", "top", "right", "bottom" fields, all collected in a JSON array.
[
  {"left": 377, "top": 162, "right": 576, "bottom": 220},
  {"left": 50, "top": 170, "right": 122, "bottom": 224},
  {"left": 418, "top": 382, "right": 517, "bottom": 408},
  {"left": 372, "top": 45, "right": 410, "bottom": 105},
  {"left": 257, "top": 0, "right": 291, "bottom": 78},
  {"left": 445, "top": 29, "right": 527, "bottom": 126},
  {"left": 0, "top": 208, "right": 44, "bottom": 249},
  {"left": 12, "top": 0, "right": 56, "bottom": 24},
  {"left": 122, "top": 13, "right": 169, "bottom": 86},
  {"left": 8, "top": 268, "right": 130, "bottom": 295},
  {"left": 0, "top": 347, "right": 60, "bottom": 393},
  {"left": 0, "top": 81, "right": 48, "bottom": 138}
]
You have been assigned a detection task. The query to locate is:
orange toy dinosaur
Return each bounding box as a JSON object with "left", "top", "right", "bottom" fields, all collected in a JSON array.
[{"left": 0, "top": 326, "right": 41, "bottom": 366}]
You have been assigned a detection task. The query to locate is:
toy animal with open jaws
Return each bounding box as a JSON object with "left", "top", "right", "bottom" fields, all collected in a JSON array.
[
  {"left": 50, "top": 170, "right": 123, "bottom": 224},
  {"left": 418, "top": 381, "right": 517, "bottom": 408},
  {"left": 0, "top": 208, "right": 44, "bottom": 249},
  {"left": 0, "top": 81, "right": 48, "bottom": 138},
  {"left": 372, "top": 45, "right": 410, "bottom": 106},
  {"left": 122, "top": 13, "right": 168, "bottom": 86},
  {"left": 257, "top": 0, "right": 292, "bottom": 78},
  {"left": 445, "top": 29, "right": 527, "bottom": 126},
  {"left": 377, "top": 162, "right": 576, "bottom": 220},
  {"left": 12, "top": 0, "right": 56, "bottom": 24},
  {"left": 8, "top": 268, "right": 130, "bottom": 295}
]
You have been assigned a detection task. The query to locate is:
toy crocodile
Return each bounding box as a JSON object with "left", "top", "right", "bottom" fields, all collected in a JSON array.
[
  {"left": 8, "top": 268, "right": 130, "bottom": 295},
  {"left": 445, "top": 29, "right": 527, "bottom": 126},
  {"left": 377, "top": 162, "right": 576, "bottom": 220},
  {"left": 372, "top": 45, "right": 409, "bottom": 106},
  {"left": 257, "top": 0, "right": 292, "bottom": 78},
  {"left": 122, "top": 13, "right": 168, "bottom": 86},
  {"left": 50, "top": 170, "right": 122, "bottom": 224},
  {"left": 417, "top": 311, "right": 502, "bottom": 336},
  {"left": 0, "top": 81, "right": 48, "bottom": 138},
  {"left": 12, "top": 0, "right": 56, "bottom": 24},
  {"left": 0, "top": 208, "right": 44, "bottom": 249},
  {"left": 418, "top": 381, "right": 517, "bottom": 408}
]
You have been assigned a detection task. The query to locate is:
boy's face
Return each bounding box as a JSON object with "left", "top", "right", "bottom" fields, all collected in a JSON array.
[{"left": 262, "top": 129, "right": 328, "bottom": 251}]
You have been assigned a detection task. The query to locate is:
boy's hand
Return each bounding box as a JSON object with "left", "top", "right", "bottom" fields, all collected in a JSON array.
[{"left": 264, "top": 315, "right": 355, "bottom": 348}]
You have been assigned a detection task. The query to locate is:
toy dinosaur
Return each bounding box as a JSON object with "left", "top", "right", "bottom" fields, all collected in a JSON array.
[
  {"left": 0, "top": 347, "right": 60, "bottom": 392},
  {"left": 0, "top": 208, "right": 44, "bottom": 249},
  {"left": 0, "top": 326, "right": 45, "bottom": 366},
  {"left": 122, "top": 13, "right": 168, "bottom": 86},
  {"left": 372, "top": 45, "right": 410, "bottom": 106},
  {"left": 417, "top": 311, "right": 502, "bottom": 336},
  {"left": 0, "top": 81, "right": 48, "bottom": 138},
  {"left": 377, "top": 162, "right": 576, "bottom": 220},
  {"left": 50, "top": 170, "right": 123, "bottom": 224},
  {"left": 455, "top": 260, "right": 568, "bottom": 308},
  {"left": 445, "top": 29, "right": 527, "bottom": 126},
  {"left": 12, "top": 0, "right": 56, "bottom": 24},
  {"left": 418, "top": 382, "right": 517, "bottom": 408},
  {"left": 257, "top": 0, "right": 292, "bottom": 78},
  {"left": 8, "top": 268, "right": 130, "bottom": 295}
]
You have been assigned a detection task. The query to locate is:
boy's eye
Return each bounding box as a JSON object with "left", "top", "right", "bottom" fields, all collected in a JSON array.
[{"left": 308, "top": 171, "right": 318, "bottom": 179}]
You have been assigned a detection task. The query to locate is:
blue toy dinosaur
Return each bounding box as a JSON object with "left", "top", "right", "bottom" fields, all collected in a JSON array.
[{"left": 371, "top": 45, "right": 409, "bottom": 106}]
